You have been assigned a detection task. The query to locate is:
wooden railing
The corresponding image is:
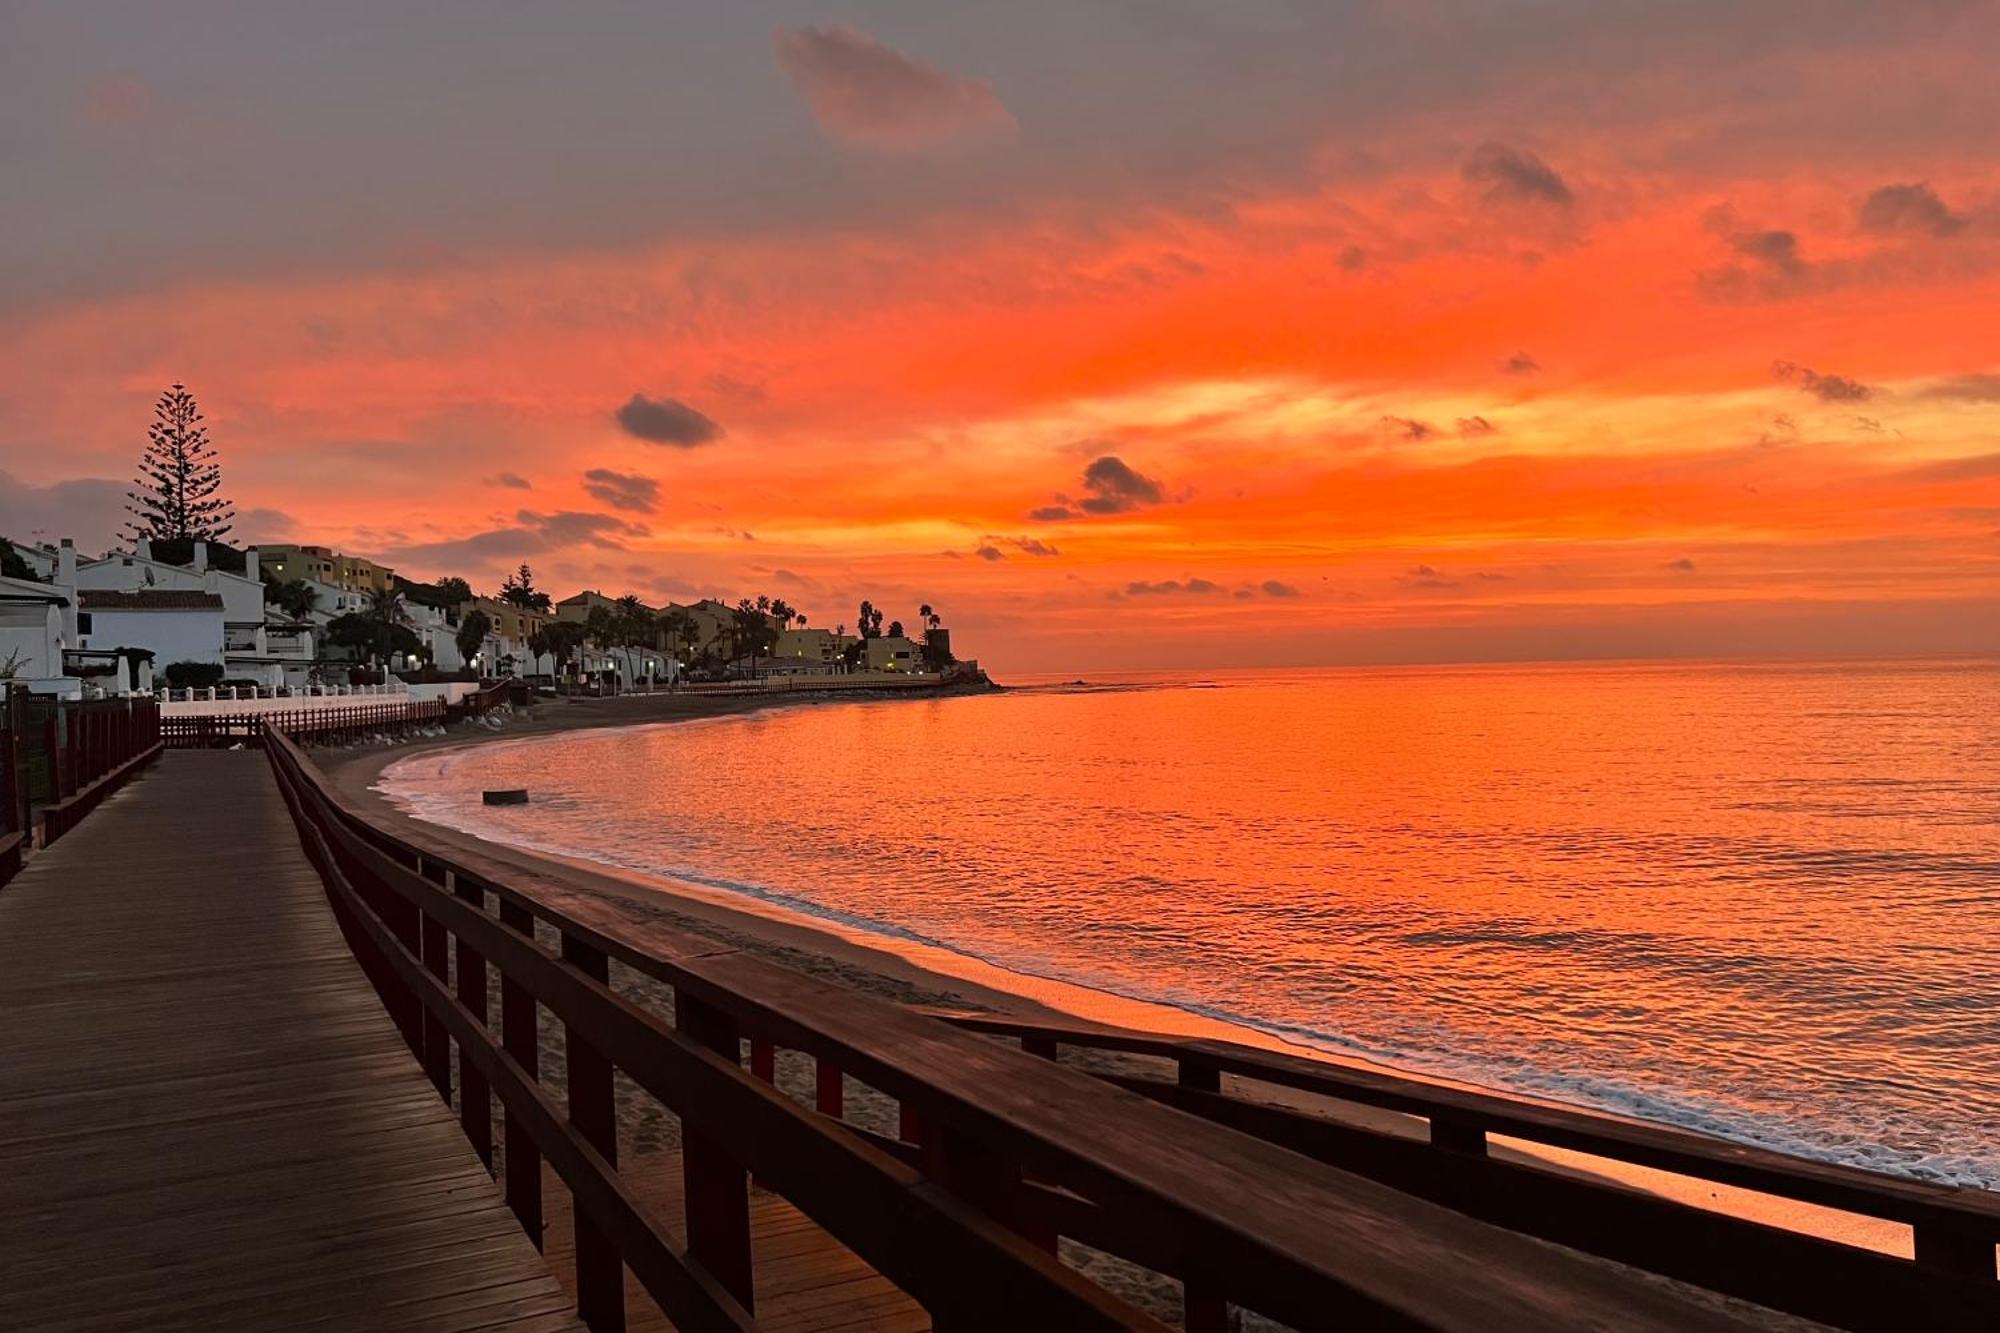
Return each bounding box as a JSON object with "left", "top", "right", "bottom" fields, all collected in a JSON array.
[
  {"left": 264, "top": 729, "right": 1797, "bottom": 1333},
  {"left": 164, "top": 699, "right": 448, "bottom": 749},
  {"left": 1, "top": 693, "right": 163, "bottom": 860},
  {"left": 918, "top": 1010, "right": 2000, "bottom": 1332}
]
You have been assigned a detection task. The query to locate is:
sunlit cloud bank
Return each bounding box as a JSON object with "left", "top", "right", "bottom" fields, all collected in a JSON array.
[{"left": 3, "top": 3, "right": 1997, "bottom": 670}]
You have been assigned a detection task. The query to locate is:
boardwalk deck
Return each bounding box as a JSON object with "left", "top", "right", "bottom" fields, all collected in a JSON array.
[
  {"left": 0, "top": 750, "right": 579, "bottom": 1333},
  {"left": 539, "top": 1156, "right": 930, "bottom": 1333}
]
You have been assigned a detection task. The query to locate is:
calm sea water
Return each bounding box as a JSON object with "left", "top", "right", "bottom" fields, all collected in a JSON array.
[{"left": 379, "top": 661, "right": 2000, "bottom": 1187}]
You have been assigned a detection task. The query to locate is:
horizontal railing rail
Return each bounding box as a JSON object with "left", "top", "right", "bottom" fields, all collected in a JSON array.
[
  {"left": 164, "top": 700, "right": 447, "bottom": 749},
  {"left": 916, "top": 1009, "right": 2000, "bottom": 1331},
  {"left": 265, "top": 728, "right": 1774, "bottom": 1333},
  {"left": 1, "top": 693, "right": 162, "bottom": 860}
]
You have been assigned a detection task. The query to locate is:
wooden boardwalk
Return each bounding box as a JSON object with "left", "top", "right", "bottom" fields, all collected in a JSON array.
[
  {"left": 539, "top": 1156, "right": 930, "bottom": 1333},
  {"left": 0, "top": 750, "right": 579, "bottom": 1332}
]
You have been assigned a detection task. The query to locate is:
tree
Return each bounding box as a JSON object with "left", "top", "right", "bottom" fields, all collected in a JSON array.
[
  {"left": 541, "top": 619, "right": 587, "bottom": 684},
  {"left": 887, "top": 620, "right": 904, "bottom": 639},
  {"left": 125, "top": 382, "right": 235, "bottom": 542},
  {"left": 456, "top": 609, "right": 492, "bottom": 670},
  {"left": 326, "top": 612, "right": 419, "bottom": 663},
  {"left": 0, "top": 537, "right": 37, "bottom": 581},
  {"left": 732, "top": 598, "right": 779, "bottom": 673},
  {"left": 499, "top": 562, "right": 551, "bottom": 612},
  {"left": 856, "top": 600, "right": 884, "bottom": 639},
  {"left": 263, "top": 576, "right": 319, "bottom": 621}
]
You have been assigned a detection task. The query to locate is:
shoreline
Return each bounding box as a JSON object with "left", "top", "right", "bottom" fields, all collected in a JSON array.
[{"left": 320, "top": 688, "right": 1911, "bottom": 1262}]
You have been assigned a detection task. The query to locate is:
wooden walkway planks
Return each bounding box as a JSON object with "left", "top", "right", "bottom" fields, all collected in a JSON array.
[
  {"left": 538, "top": 1155, "right": 930, "bottom": 1333},
  {"left": 0, "top": 749, "right": 579, "bottom": 1333}
]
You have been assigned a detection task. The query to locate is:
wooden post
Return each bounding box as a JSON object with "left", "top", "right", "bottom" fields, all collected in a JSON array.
[
  {"left": 1913, "top": 1217, "right": 1997, "bottom": 1279},
  {"left": 420, "top": 908, "right": 452, "bottom": 1102},
  {"left": 1430, "top": 1116, "right": 1488, "bottom": 1156},
  {"left": 676, "top": 989, "right": 755, "bottom": 1312},
  {"left": 814, "top": 1057, "right": 844, "bottom": 1117},
  {"left": 1178, "top": 1056, "right": 1230, "bottom": 1333},
  {"left": 562, "top": 934, "right": 623, "bottom": 1333},
  {"left": 453, "top": 874, "right": 493, "bottom": 1167},
  {"left": 0, "top": 692, "right": 22, "bottom": 837},
  {"left": 498, "top": 899, "right": 543, "bottom": 1248}
]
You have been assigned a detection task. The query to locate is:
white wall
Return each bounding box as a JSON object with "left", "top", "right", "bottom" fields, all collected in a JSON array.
[
  {"left": 82, "top": 607, "right": 226, "bottom": 669},
  {"left": 75, "top": 554, "right": 264, "bottom": 624}
]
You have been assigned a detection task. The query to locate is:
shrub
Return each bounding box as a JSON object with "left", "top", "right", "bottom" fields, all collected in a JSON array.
[{"left": 164, "top": 660, "right": 226, "bottom": 689}]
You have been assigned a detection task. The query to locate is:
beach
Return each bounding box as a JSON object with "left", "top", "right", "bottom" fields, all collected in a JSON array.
[{"left": 319, "top": 681, "right": 1925, "bottom": 1281}]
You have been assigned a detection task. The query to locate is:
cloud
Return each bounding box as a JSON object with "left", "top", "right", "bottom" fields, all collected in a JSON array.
[
  {"left": 1700, "top": 222, "right": 1818, "bottom": 299},
  {"left": 774, "top": 25, "right": 1016, "bottom": 151},
  {"left": 1456, "top": 415, "right": 1497, "bottom": 437},
  {"left": 484, "top": 471, "right": 532, "bottom": 490},
  {"left": 1498, "top": 352, "right": 1541, "bottom": 376},
  {"left": 387, "top": 508, "right": 646, "bottom": 567},
  {"left": 0, "top": 471, "right": 130, "bottom": 552},
  {"left": 1858, "top": 183, "right": 1964, "bottom": 238},
  {"left": 988, "top": 535, "right": 1060, "bottom": 557},
  {"left": 1125, "top": 578, "right": 1224, "bottom": 596},
  {"left": 1921, "top": 373, "right": 2000, "bottom": 402},
  {"left": 80, "top": 74, "right": 155, "bottom": 128},
  {"left": 1260, "top": 580, "right": 1301, "bottom": 598},
  {"left": 581, "top": 467, "right": 660, "bottom": 513},
  {"left": 1381, "top": 416, "right": 1436, "bottom": 442},
  {"left": 1404, "top": 564, "right": 1459, "bottom": 589},
  {"left": 1462, "top": 142, "right": 1573, "bottom": 208},
  {"left": 974, "top": 543, "right": 1005, "bottom": 561},
  {"left": 1033, "top": 455, "right": 1169, "bottom": 519},
  {"left": 614, "top": 393, "right": 722, "bottom": 447},
  {"left": 1733, "top": 229, "right": 1807, "bottom": 275},
  {"left": 1663, "top": 557, "right": 1698, "bottom": 572},
  {"left": 1772, "top": 360, "right": 1874, "bottom": 402}
]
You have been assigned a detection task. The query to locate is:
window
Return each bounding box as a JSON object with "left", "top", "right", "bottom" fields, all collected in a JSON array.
[{"left": 77, "top": 612, "right": 93, "bottom": 634}]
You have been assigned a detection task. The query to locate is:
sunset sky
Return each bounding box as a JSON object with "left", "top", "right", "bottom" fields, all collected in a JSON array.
[{"left": 4, "top": 2, "right": 1998, "bottom": 672}]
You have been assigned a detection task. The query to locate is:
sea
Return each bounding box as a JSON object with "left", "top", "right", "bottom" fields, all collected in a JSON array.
[{"left": 377, "top": 660, "right": 2000, "bottom": 1189}]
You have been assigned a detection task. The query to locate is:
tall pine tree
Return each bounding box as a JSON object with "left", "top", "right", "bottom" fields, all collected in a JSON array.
[{"left": 125, "top": 382, "right": 235, "bottom": 542}]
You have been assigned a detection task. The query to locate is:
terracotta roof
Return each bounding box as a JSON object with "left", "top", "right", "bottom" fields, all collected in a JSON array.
[{"left": 78, "top": 589, "right": 225, "bottom": 611}]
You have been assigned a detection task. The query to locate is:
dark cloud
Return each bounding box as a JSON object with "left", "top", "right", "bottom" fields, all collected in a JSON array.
[
  {"left": 1338, "top": 245, "right": 1369, "bottom": 272},
  {"left": 1381, "top": 416, "right": 1436, "bottom": 442},
  {"left": 1663, "top": 557, "right": 1697, "bottom": 572},
  {"left": 1404, "top": 564, "right": 1458, "bottom": 588},
  {"left": 485, "top": 471, "right": 532, "bottom": 489},
  {"left": 1921, "top": 373, "right": 2000, "bottom": 402},
  {"left": 1498, "top": 352, "right": 1542, "bottom": 376},
  {"left": 0, "top": 471, "right": 129, "bottom": 552},
  {"left": 1772, "top": 360, "right": 1874, "bottom": 402},
  {"left": 389, "top": 509, "right": 645, "bottom": 567},
  {"left": 580, "top": 467, "right": 660, "bottom": 513},
  {"left": 1462, "top": 142, "right": 1573, "bottom": 207},
  {"left": 1900, "top": 453, "right": 2000, "bottom": 483},
  {"left": 774, "top": 25, "right": 1016, "bottom": 150},
  {"left": 1125, "top": 577, "right": 1224, "bottom": 596},
  {"left": 974, "top": 544, "right": 1005, "bottom": 561},
  {"left": 990, "top": 535, "right": 1060, "bottom": 557},
  {"left": 1456, "top": 415, "right": 1498, "bottom": 437},
  {"left": 1032, "top": 455, "right": 1169, "bottom": 520},
  {"left": 1858, "top": 183, "right": 1964, "bottom": 238},
  {"left": 614, "top": 393, "right": 721, "bottom": 447},
  {"left": 1079, "top": 455, "right": 1166, "bottom": 514},
  {"left": 1733, "top": 229, "right": 1807, "bottom": 274},
  {"left": 1260, "top": 580, "right": 1301, "bottom": 598}
]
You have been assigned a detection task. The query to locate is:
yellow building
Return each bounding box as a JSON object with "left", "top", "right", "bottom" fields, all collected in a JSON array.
[
  {"left": 458, "top": 597, "right": 550, "bottom": 652},
  {"left": 863, "top": 634, "right": 924, "bottom": 672},
  {"left": 258, "top": 544, "right": 396, "bottom": 594},
  {"left": 772, "top": 627, "right": 858, "bottom": 664}
]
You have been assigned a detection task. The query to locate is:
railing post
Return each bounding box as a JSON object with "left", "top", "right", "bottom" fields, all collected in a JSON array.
[
  {"left": 0, "top": 695, "right": 22, "bottom": 837},
  {"left": 452, "top": 872, "right": 493, "bottom": 1167},
  {"left": 420, "top": 903, "right": 452, "bottom": 1103},
  {"left": 1914, "top": 1217, "right": 1997, "bottom": 1279},
  {"left": 1178, "top": 1056, "right": 1230, "bottom": 1333},
  {"left": 814, "top": 1057, "right": 844, "bottom": 1117},
  {"left": 497, "top": 899, "right": 543, "bottom": 1248},
  {"left": 562, "top": 934, "right": 623, "bottom": 1333},
  {"left": 676, "top": 989, "right": 755, "bottom": 1312}
]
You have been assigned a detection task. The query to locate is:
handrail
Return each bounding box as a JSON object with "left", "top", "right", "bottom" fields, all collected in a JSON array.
[
  {"left": 917, "top": 1010, "right": 2000, "bottom": 1330},
  {"left": 163, "top": 699, "right": 447, "bottom": 748},
  {"left": 263, "top": 728, "right": 1768, "bottom": 1333}
]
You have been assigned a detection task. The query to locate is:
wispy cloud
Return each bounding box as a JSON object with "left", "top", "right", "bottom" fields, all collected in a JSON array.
[{"left": 774, "top": 25, "right": 1016, "bottom": 150}]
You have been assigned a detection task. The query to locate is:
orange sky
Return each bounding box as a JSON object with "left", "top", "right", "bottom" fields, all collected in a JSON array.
[{"left": 4, "top": 4, "right": 1998, "bottom": 672}]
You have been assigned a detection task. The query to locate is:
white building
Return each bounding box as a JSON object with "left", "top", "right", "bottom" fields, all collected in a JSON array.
[
  {"left": 78, "top": 589, "right": 225, "bottom": 679},
  {"left": 0, "top": 573, "right": 80, "bottom": 695}
]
